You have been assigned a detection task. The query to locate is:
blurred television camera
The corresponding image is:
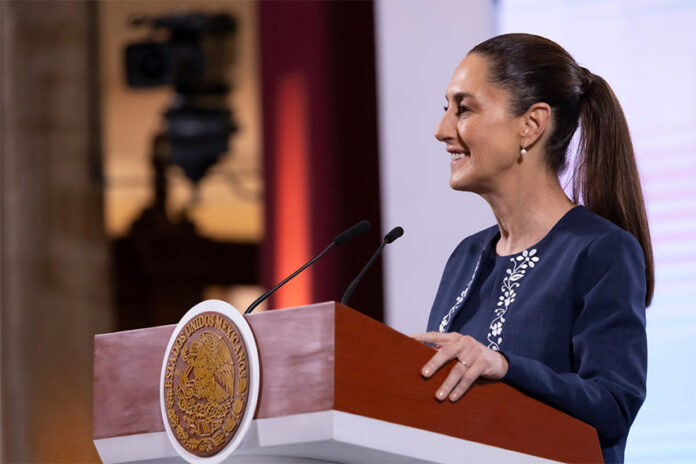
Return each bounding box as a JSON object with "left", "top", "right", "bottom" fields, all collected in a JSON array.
[{"left": 125, "top": 12, "right": 238, "bottom": 184}]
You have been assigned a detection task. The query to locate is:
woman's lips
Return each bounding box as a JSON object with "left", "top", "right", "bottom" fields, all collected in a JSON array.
[{"left": 450, "top": 151, "right": 470, "bottom": 163}]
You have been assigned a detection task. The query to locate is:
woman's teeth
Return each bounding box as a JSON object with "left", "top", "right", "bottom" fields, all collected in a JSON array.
[{"left": 451, "top": 153, "right": 468, "bottom": 161}]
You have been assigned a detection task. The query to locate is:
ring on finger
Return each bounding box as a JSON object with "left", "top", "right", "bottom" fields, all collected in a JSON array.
[{"left": 459, "top": 359, "right": 468, "bottom": 368}]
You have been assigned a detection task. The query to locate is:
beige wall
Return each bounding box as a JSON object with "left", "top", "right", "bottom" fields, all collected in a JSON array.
[{"left": 1, "top": 1, "right": 112, "bottom": 461}]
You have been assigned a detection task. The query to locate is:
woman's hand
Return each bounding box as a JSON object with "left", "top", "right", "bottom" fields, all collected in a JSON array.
[{"left": 412, "top": 332, "right": 509, "bottom": 402}]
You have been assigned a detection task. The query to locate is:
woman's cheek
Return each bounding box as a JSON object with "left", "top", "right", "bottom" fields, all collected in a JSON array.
[{"left": 456, "top": 121, "right": 472, "bottom": 145}]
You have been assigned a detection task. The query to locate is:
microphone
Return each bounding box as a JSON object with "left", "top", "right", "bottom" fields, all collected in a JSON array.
[
  {"left": 333, "top": 220, "right": 371, "bottom": 245},
  {"left": 244, "top": 220, "right": 371, "bottom": 315},
  {"left": 340, "top": 226, "right": 404, "bottom": 307}
]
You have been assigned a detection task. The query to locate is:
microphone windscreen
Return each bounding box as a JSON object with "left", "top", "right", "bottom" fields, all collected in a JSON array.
[
  {"left": 384, "top": 226, "right": 404, "bottom": 244},
  {"left": 333, "top": 220, "right": 371, "bottom": 245}
]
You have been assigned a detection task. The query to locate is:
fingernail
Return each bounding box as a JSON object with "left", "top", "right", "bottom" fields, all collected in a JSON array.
[
  {"left": 449, "top": 393, "right": 458, "bottom": 401},
  {"left": 423, "top": 368, "right": 431, "bottom": 377},
  {"left": 437, "top": 390, "right": 445, "bottom": 399}
]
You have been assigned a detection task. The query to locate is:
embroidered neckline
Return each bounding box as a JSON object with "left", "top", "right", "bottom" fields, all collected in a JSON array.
[
  {"left": 438, "top": 255, "right": 481, "bottom": 333},
  {"left": 487, "top": 248, "right": 540, "bottom": 350}
]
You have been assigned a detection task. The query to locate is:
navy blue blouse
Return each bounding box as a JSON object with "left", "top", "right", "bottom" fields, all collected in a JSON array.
[{"left": 427, "top": 206, "right": 647, "bottom": 463}]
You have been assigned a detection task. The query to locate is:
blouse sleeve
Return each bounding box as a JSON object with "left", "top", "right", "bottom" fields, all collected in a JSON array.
[{"left": 500, "top": 231, "right": 647, "bottom": 443}]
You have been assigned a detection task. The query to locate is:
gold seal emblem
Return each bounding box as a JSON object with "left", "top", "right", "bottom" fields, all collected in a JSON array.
[{"left": 163, "top": 311, "right": 250, "bottom": 457}]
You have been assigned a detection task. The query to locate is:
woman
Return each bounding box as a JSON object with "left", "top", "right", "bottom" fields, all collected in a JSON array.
[{"left": 412, "top": 34, "right": 653, "bottom": 463}]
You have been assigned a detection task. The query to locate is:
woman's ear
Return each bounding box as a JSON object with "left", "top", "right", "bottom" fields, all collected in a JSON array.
[{"left": 521, "top": 102, "right": 551, "bottom": 148}]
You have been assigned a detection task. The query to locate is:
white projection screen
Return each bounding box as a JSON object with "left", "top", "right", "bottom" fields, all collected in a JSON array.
[{"left": 377, "top": 1, "right": 696, "bottom": 462}]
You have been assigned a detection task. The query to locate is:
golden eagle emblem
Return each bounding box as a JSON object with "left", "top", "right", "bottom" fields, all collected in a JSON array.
[{"left": 163, "top": 312, "right": 250, "bottom": 457}]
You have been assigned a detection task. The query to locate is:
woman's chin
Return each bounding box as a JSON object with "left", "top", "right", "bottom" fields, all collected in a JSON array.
[{"left": 449, "top": 179, "right": 473, "bottom": 192}]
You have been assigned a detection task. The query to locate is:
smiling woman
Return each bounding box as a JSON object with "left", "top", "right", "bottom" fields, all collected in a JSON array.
[
  {"left": 413, "top": 33, "right": 653, "bottom": 464},
  {"left": 435, "top": 54, "right": 547, "bottom": 196}
]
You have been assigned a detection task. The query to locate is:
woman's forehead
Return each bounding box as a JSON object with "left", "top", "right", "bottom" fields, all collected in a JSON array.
[
  {"left": 445, "top": 54, "right": 489, "bottom": 99},
  {"left": 446, "top": 54, "right": 510, "bottom": 107}
]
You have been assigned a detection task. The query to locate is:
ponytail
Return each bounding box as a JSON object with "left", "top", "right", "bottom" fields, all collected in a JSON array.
[{"left": 576, "top": 68, "right": 654, "bottom": 305}]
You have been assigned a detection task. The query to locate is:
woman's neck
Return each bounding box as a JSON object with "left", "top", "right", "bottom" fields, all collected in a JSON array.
[{"left": 481, "top": 173, "right": 575, "bottom": 256}]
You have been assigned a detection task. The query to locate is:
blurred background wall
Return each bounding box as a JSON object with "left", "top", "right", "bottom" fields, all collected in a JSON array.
[
  {"left": 0, "top": 0, "right": 694, "bottom": 462},
  {"left": 1, "top": 0, "right": 382, "bottom": 461},
  {"left": 1, "top": 1, "right": 112, "bottom": 461}
]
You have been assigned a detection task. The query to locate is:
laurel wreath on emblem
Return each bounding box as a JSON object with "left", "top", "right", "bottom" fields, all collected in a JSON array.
[{"left": 168, "top": 331, "right": 248, "bottom": 454}]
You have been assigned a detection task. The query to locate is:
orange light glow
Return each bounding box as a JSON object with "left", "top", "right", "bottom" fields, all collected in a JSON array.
[{"left": 273, "top": 72, "right": 312, "bottom": 308}]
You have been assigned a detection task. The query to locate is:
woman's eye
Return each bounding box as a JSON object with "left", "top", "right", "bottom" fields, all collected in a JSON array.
[{"left": 443, "top": 105, "right": 471, "bottom": 115}]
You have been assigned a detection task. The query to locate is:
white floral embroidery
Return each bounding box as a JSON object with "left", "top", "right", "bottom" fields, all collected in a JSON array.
[
  {"left": 487, "top": 248, "right": 540, "bottom": 351},
  {"left": 439, "top": 256, "right": 481, "bottom": 333}
]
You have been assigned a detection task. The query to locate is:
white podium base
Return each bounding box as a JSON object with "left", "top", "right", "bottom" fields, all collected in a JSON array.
[{"left": 94, "top": 410, "right": 558, "bottom": 464}]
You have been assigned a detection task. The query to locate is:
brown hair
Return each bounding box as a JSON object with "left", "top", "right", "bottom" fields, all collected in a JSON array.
[{"left": 471, "top": 33, "right": 654, "bottom": 305}]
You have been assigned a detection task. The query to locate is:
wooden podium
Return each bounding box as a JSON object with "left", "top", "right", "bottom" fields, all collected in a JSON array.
[{"left": 93, "top": 302, "right": 603, "bottom": 463}]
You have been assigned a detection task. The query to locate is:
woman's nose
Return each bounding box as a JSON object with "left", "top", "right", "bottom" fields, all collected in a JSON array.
[{"left": 434, "top": 112, "right": 453, "bottom": 142}]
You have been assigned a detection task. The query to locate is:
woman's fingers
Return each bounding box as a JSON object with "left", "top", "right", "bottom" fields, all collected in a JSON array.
[
  {"left": 411, "top": 331, "right": 450, "bottom": 345},
  {"left": 413, "top": 332, "right": 508, "bottom": 401},
  {"left": 417, "top": 333, "right": 476, "bottom": 377},
  {"left": 434, "top": 361, "right": 467, "bottom": 400},
  {"left": 417, "top": 333, "right": 471, "bottom": 378},
  {"left": 434, "top": 350, "right": 480, "bottom": 401},
  {"left": 411, "top": 331, "right": 445, "bottom": 340},
  {"left": 420, "top": 341, "right": 458, "bottom": 377},
  {"left": 447, "top": 361, "right": 483, "bottom": 401}
]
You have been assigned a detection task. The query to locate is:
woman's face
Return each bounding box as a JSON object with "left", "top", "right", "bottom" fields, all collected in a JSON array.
[{"left": 435, "top": 53, "right": 525, "bottom": 193}]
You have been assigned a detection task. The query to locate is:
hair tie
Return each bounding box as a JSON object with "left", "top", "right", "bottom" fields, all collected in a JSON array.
[{"left": 578, "top": 66, "right": 594, "bottom": 94}]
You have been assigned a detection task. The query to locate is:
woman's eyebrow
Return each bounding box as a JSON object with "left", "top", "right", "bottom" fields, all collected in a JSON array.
[
  {"left": 445, "top": 92, "right": 474, "bottom": 102},
  {"left": 454, "top": 92, "right": 473, "bottom": 101}
]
